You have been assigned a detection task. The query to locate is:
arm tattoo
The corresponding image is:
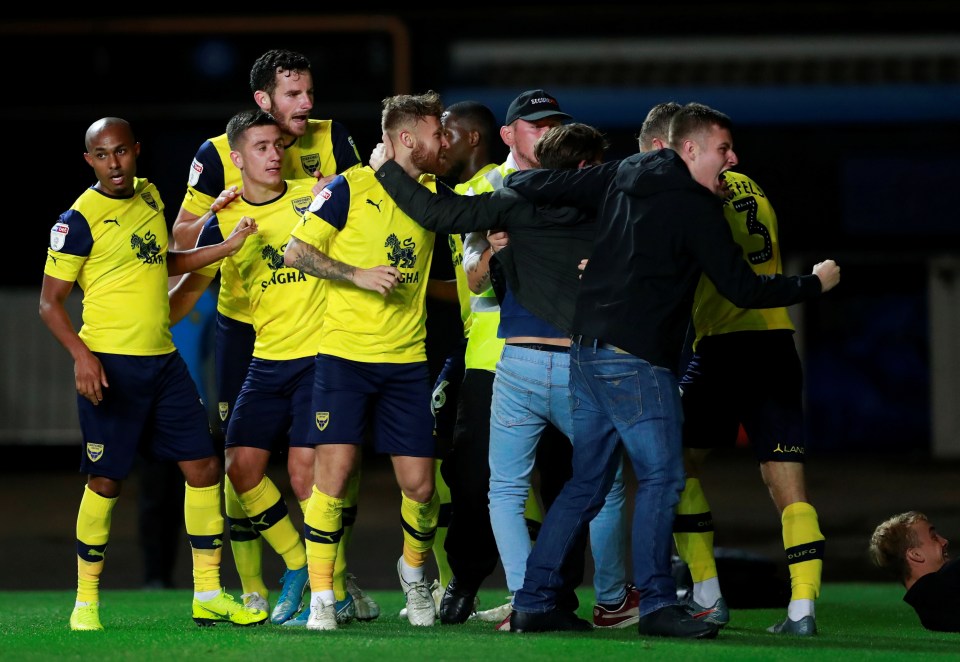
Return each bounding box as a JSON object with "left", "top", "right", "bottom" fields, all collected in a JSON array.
[{"left": 290, "top": 241, "right": 355, "bottom": 282}]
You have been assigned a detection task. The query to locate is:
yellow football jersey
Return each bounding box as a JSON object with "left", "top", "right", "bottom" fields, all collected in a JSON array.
[
  {"left": 292, "top": 167, "right": 437, "bottom": 363},
  {"left": 180, "top": 119, "right": 361, "bottom": 325},
  {"left": 44, "top": 178, "right": 175, "bottom": 356},
  {"left": 196, "top": 180, "right": 321, "bottom": 360},
  {"left": 691, "top": 171, "right": 795, "bottom": 346}
]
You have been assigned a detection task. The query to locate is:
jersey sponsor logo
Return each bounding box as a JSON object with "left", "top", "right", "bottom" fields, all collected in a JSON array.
[
  {"left": 86, "top": 442, "right": 104, "bottom": 462},
  {"left": 218, "top": 402, "right": 229, "bottom": 421},
  {"left": 300, "top": 153, "right": 321, "bottom": 177},
  {"left": 384, "top": 233, "right": 416, "bottom": 268},
  {"left": 261, "top": 270, "right": 306, "bottom": 290},
  {"left": 259, "top": 243, "right": 306, "bottom": 290},
  {"left": 316, "top": 411, "right": 330, "bottom": 431},
  {"left": 307, "top": 187, "right": 331, "bottom": 214},
  {"left": 103, "top": 218, "right": 120, "bottom": 227},
  {"left": 140, "top": 191, "right": 159, "bottom": 212},
  {"left": 188, "top": 158, "right": 203, "bottom": 187},
  {"left": 50, "top": 222, "right": 69, "bottom": 250},
  {"left": 131, "top": 230, "right": 164, "bottom": 265},
  {"left": 291, "top": 195, "right": 312, "bottom": 217},
  {"left": 366, "top": 198, "right": 382, "bottom": 212}
]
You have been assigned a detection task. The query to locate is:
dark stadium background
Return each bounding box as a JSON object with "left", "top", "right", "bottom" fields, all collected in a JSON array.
[{"left": 2, "top": 4, "right": 959, "bottom": 591}]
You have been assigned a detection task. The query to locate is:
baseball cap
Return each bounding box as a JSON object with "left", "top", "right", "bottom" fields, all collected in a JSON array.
[{"left": 504, "top": 89, "right": 571, "bottom": 125}]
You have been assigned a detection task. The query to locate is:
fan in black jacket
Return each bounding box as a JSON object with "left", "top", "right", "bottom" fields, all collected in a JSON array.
[{"left": 498, "top": 103, "right": 840, "bottom": 639}]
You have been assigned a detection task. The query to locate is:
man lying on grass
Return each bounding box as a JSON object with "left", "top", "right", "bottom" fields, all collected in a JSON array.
[{"left": 870, "top": 511, "right": 959, "bottom": 632}]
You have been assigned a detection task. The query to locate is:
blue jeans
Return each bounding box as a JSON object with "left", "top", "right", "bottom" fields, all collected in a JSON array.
[
  {"left": 488, "top": 344, "right": 628, "bottom": 603},
  {"left": 512, "top": 341, "right": 685, "bottom": 617}
]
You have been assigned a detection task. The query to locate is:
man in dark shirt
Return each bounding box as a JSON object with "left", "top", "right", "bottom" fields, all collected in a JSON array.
[
  {"left": 502, "top": 102, "right": 840, "bottom": 639},
  {"left": 871, "top": 511, "right": 960, "bottom": 632}
]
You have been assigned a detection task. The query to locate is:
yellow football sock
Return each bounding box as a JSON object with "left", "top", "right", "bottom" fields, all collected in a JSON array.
[
  {"left": 332, "top": 472, "right": 360, "bottom": 601},
  {"left": 185, "top": 482, "right": 224, "bottom": 593},
  {"left": 672, "top": 478, "right": 718, "bottom": 582},
  {"left": 224, "top": 478, "right": 267, "bottom": 598},
  {"left": 782, "top": 501, "right": 825, "bottom": 601},
  {"left": 400, "top": 490, "right": 439, "bottom": 569},
  {"left": 304, "top": 485, "right": 341, "bottom": 594},
  {"left": 76, "top": 485, "right": 117, "bottom": 604},
  {"left": 237, "top": 476, "right": 306, "bottom": 571},
  {"left": 432, "top": 459, "right": 453, "bottom": 587}
]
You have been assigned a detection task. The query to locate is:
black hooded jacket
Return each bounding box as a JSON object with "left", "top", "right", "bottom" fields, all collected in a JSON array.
[
  {"left": 374, "top": 160, "right": 594, "bottom": 333},
  {"left": 505, "top": 149, "right": 822, "bottom": 371}
]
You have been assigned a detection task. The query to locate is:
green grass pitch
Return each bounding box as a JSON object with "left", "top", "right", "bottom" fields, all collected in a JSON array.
[{"left": 5, "top": 584, "right": 957, "bottom": 661}]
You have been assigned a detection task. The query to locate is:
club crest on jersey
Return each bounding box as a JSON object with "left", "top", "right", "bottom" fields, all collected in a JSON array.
[
  {"left": 385, "top": 234, "right": 416, "bottom": 268},
  {"left": 141, "top": 192, "right": 159, "bottom": 212},
  {"left": 300, "top": 154, "right": 320, "bottom": 177},
  {"left": 50, "top": 222, "right": 69, "bottom": 251},
  {"left": 218, "top": 402, "right": 229, "bottom": 422},
  {"left": 316, "top": 412, "right": 330, "bottom": 431},
  {"left": 188, "top": 158, "right": 203, "bottom": 187},
  {"left": 86, "top": 442, "right": 104, "bottom": 462},
  {"left": 131, "top": 230, "right": 163, "bottom": 264},
  {"left": 260, "top": 244, "right": 285, "bottom": 271},
  {"left": 291, "top": 195, "right": 312, "bottom": 217},
  {"left": 308, "top": 187, "right": 332, "bottom": 214}
]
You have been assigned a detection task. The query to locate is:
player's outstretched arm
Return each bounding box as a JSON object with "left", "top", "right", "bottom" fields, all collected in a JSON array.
[
  {"left": 813, "top": 259, "right": 840, "bottom": 292},
  {"left": 167, "top": 216, "right": 258, "bottom": 276},
  {"left": 284, "top": 236, "right": 400, "bottom": 297},
  {"left": 171, "top": 186, "right": 240, "bottom": 250}
]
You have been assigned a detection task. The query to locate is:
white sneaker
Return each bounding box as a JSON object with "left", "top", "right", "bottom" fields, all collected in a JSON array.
[
  {"left": 398, "top": 579, "right": 439, "bottom": 619},
  {"left": 241, "top": 591, "right": 269, "bottom": 614},
  {"left": 474, "top": 599, "right": 512, "bottom": 623},
  {"left": 397, "top": 558, "right": 436, "bottom": 626},
  {"left": 306, "top": 596, "right": 337, "bottom": 631},
  {"left": 346, "top": 573, "right": 381, "bottom": 621}
]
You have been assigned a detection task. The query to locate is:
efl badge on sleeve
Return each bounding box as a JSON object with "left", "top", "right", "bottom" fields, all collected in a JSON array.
[
  {"left": 50, "top": 222, "right": 69, "bottom": 251},
  {"left": 218, "top": 402, "right": 229, "bottom": 422},
  {"left": 86, "top": 442, "right": 104, "bottom": 462},
  {"left": 188, "top": 158, "right": 203, "bottom": 187},
  {"left": 308, "top": 188, "right": 332, "bottom": 213},
  {"left": 316, "top": 412, "right": 330, "bottom": 431}
]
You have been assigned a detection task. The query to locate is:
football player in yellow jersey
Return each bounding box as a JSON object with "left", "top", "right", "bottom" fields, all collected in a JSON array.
[
  {"left": 630, "top": 103, "right": 827, "bottom": 636},
  {"left": 170, "top": 49, "right": 368, "bottom": 618},
  {"left": 40, "top": 117, "right": 263, "bottom": 632},
  {"left": 283, "top": 91, "right": 449, "bottom": 631}
]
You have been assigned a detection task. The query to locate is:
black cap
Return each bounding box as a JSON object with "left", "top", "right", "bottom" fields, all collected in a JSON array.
[{"left": 504, "top": 89, "right": 571, "bottom": 125}]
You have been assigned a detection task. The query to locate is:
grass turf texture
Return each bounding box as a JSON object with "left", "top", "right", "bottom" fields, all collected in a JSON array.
[{"left": 5, "top": 584, "right": 956, "bottom": 661}]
